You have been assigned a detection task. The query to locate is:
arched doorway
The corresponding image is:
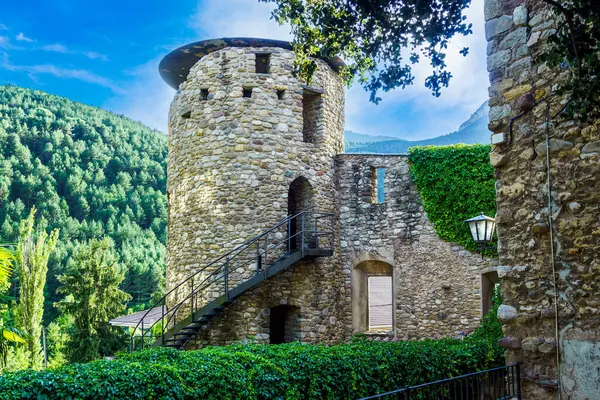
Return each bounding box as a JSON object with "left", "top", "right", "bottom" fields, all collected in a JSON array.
[
  {"left": 352, "top": 260, "right": 395, "bottom": 333},
  {"left": 481, "top": 269, "right": 500, "bottom": 316},
  {"left": 269, "top": 304, "right": 301, "bottom": 344},
  {"left": 287, "top": 177, "right": 314, "bottom": 251}
]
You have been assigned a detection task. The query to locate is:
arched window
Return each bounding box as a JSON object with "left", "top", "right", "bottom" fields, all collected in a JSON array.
[
  {"left": 352, "top": 260, "right": 394, "bottom": 332},
  {"left": 287, "top": 177, "right": 314, "bottom": 251}
]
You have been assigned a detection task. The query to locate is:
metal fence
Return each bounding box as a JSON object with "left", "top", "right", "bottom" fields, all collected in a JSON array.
[{"left": 358, "top": 363, "right": 521, "bottom": 400}]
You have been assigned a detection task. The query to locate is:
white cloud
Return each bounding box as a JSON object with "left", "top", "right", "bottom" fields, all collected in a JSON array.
[
  {"left": 16, "top": 32, "right": 33, "bottom": 42},
  {"left": 187, "top": 0, "right": 487, "bottom": 139},
  {"left": 0, "top": 36, "right": 10, "bottom": 48},
  {"left": 107, "top": 0, "right": 291, "bottom": 134},
  {"left": 42, "top": 43, "right": 108, "bottom": 61},
  {"left": 1, "top": 56, "right": 124, "bottom": 94},
  {"left": 190, "top": 0, "right": 291, "bottom": 39},
  {"left": 111, "top": 0, "right": 488, "bottom": 138},
  {"left": 105, "top": 57, "right": 174, "bottom": 133},
  {"left": 0, "top": 35, "right": 23, "bottom": 50},
  {"left": 41, "top": 44, "right": 68, "bottom": 53},
  {"left": 344, "top": 0, "right": 489, "bottom": 139},
  {"left": 0, "top": 24, "right": 7, "bottom": 30}
]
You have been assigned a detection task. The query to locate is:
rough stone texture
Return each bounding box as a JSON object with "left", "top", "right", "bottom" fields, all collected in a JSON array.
[
  {"left": 485, "top": 0, "right": 600, "bottom": 398},
  {"left": 166, "top": 43, "right": 501, "bottom": 350},
  {"left": 167, "top": 45, "right": 347, "bottom": 346},
  {"left": 336, "top": 155, "right": 496, "bottom": 339}
]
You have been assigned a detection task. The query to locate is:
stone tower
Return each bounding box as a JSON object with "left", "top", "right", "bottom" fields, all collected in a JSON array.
[
  {"left": 161, "top": 38, "right": 347, "bottom": 344},
  {"left": 157, "top": 38, "right": 499, "bottom": 351}
]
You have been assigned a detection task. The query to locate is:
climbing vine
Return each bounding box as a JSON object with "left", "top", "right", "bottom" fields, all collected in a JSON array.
[{"left": 408, "top": 144, "right": 497, "bottom": 256}]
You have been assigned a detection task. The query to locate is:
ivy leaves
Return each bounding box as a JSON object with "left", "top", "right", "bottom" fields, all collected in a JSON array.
[{"left": 408, "top": 144, "right": 497, "bottom": 256}]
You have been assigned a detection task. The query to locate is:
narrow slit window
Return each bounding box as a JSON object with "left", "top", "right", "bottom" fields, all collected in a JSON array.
[
  {"left": 255, "top": 53, "right": 271, "bottom": 74},
  {"left": 200, "top": 89, "right": 209, "bottom": 100},
  {"left": 371, "top": 167, "right": 386, "bottom": 204},
  {"left": 243, "top": 88, "right": 253, "bottom": 98},
  {"left": 368, "top": 276, "right": 393, "bottom": 329},
  {"left": 277, "top": 89, "right": 285, "bottom": 100},
  {"left": 302, "top": 91, "right": 322, "bottom": 143}
]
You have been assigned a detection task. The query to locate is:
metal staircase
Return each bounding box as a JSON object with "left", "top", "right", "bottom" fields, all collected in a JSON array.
[{"left": 130, "top": 211, "right": 334, "bottom": 351}]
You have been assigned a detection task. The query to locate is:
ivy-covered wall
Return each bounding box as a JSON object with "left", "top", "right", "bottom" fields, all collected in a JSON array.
[{"left": 408, "top": 144, "right": 497, "bottom": 256}]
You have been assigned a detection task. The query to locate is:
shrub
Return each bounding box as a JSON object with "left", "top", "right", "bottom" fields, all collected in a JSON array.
[{"left": 0, "top": 337, "right": 503, "bottom": 399}]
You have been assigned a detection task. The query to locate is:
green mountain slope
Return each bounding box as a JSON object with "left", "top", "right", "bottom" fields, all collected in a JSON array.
[
  {"left": 0, "top": 85, "right": 168, "bottom": 320},
  {"left": 345, "top": 101, "right": 489, "bottom": 153}
]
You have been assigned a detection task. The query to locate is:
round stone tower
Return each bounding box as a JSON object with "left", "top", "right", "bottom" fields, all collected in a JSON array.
[{"left": 161, "top": 38, "right": 347, "bottom": 345}]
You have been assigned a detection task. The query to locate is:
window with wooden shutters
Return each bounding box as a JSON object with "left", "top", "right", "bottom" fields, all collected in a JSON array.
[{"left": 368, "top": 276, "right": 393, "bottom": 329}]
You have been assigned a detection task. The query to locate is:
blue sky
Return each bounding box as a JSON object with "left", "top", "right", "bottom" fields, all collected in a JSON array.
[{"left": 0, "top": 0, "right": 488, "bottom": 140}]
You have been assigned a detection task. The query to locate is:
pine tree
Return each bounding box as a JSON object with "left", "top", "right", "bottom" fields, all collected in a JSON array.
[{"left": 56, "top": 238, "right": 131, "bottom": 362}]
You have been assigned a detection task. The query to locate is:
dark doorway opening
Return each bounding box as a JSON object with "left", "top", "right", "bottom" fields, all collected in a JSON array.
[
  {"left": 269, "top": 305, "right": 301, "bottom": 344},
  {"left": 481, "top": 270, "right": 500, "bottom": 316},
  {"left": 287, "top": 177, "right": 314, "bottom": 251}
]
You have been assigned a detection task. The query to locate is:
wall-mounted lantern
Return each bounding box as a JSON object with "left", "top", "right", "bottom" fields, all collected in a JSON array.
[{"left": 465, "top": 213, "right": 496, "bottom": 258}]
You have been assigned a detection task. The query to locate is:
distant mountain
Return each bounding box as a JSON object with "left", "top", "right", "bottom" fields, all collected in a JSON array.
[
  {"left": 344, "top": 101, "right": 489, "bottom": 154},
  {"left": 344, "top": 130, "right": 398, "bottom": 143}
]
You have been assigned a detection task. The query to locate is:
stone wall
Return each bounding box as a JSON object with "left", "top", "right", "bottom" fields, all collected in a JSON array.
[
  {"left": 485, "top": 0, "right": 600, "bottom": 398},
  {"left": 336, "top": 154, "right": 497, "bottom": 340},
  {"left": 165, "top": 39, "right": 505, "bottom": 354}
]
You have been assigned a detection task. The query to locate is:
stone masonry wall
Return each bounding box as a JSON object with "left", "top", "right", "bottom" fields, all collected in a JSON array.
[
  {"left": 486, "top": 0, "right": 600, "bottom": 398},
  {"left": 167, "top": 45, "right": 348, "bottom": 346},
  {"left": 336, "top": 154, "right": 497, "bottom": 340}
]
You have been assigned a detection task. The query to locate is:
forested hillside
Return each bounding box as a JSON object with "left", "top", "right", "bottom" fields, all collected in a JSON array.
[{"left": 0, "top": 85, "right": 168, "bottom": 321}]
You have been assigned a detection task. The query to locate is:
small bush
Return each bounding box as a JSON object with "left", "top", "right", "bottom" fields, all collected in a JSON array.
[{"left": 0, "top": 336, "right": 503, "bottom": 399}]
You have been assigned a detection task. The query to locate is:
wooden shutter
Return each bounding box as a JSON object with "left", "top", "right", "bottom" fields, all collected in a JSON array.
[{"left": 368, "top": 276, "right": 393, "bottom": 329}]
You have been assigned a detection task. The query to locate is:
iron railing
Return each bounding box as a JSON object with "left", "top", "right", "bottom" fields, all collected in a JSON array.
[
  {"left": 358, "top": 363, "right": 521, "bottom": 400},
  {"left": 130, "top": 211, "right": 334, "bottom": 351}
]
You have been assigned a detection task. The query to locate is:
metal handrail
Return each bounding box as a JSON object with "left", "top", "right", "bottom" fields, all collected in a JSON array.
[
  {"left": 130, "top": 211, "right": 334, "bottom": 350},
  {"left": 358, "top": 363, "right": 521, "bottom": 400}
]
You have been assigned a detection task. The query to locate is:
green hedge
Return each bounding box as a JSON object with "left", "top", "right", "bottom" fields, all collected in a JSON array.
[
  {"left": 408, "top": 144, "right": 496, "bottom": 256},
  {"left": 0, "top": 336, "right": 502, "bottom": 400}
]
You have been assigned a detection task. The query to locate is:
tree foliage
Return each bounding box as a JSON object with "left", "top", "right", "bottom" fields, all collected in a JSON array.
[
  {"left": 15, "top": 207, "right": 59, "bottom": 369},
  {"left": 0, "top": 336, "right": 502, "bottom": 399},
  {"left": 56, "top": 238, "right": 131, "bottom": 363},
  {"left": 0, "top": 85, "right": 167, "bottom": 320},
  {"left": 262, "top": 0, "right": 473, "bottom": 102},
  {"left": 408, "top": 144, "right": 496, "bottom": 255},
  {"left": 540, "top": 0, "right": 600, "bottom": 120},
  {"left": 0, "top": 246, "right": 26, "bottom": 370},
  {"left": 0, "top": 246, "right": 15, "bottom": 292}
]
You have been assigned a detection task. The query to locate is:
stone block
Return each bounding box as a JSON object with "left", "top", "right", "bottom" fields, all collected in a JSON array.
[
  {"left": 513, "top": 6, "right": 528, "bottom": 26},
  {"left": 504, "top": 84, "right": 531, "bottom": 100},
  {"left": 498, "top": 336, "right": 521, "bottom": 349},
  {"left": 498, "top": 304, "right": 518, "bottom": 322},
  {"left": 499, "top": 27, "right": 528, "bottom": 50},
  {"left": 538, "top": 339, "right": 557, "bottom": 354},
  {"left": 581, "top": 141, "right": 600, "bottom": 154},
  {"left": 489, "top": 105, "right": 511, "bottom": 121},
  {"left": 535, "top": 139, "right": 574, "bottom": 156},
  {"left": 484, "top": 0, "right": 503, "bottom": 21},
  {"left": 485, "top": 16, "right": 514, "bottom": 40}
]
